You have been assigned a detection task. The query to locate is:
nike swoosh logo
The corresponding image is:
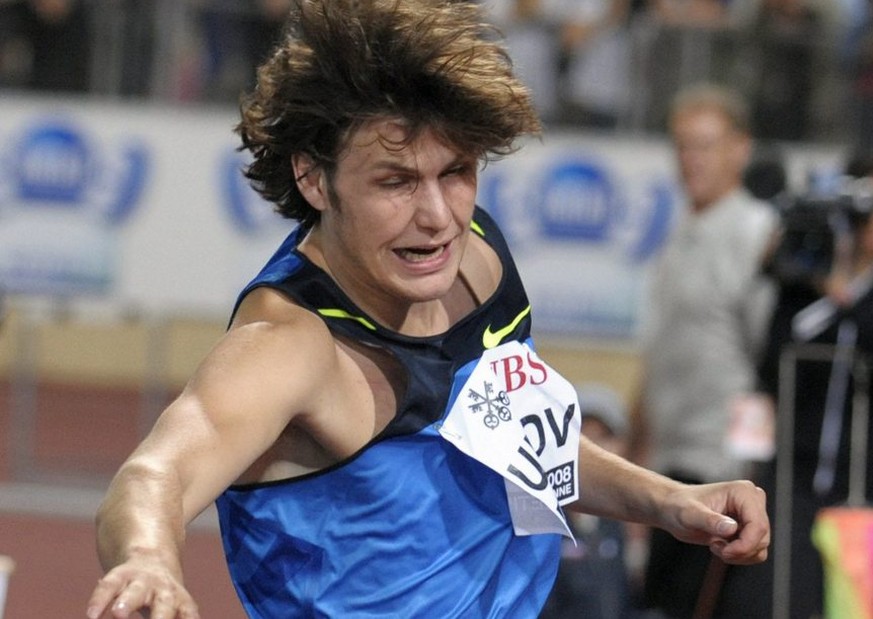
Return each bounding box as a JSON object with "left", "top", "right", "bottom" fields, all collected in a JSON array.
[{"left": 482, "top": 305, "right": 531, "bottom": 349}]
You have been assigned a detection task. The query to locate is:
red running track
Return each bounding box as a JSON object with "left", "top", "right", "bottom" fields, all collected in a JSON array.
[{"left": 0, "top": 381, "right": 246, "bottom": 618}]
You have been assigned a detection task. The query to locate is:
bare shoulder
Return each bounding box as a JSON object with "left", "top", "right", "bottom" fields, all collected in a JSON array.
[
  {"left": 230, "top": 286, "right": 335, "bottom": 361},
  {"left": 231, "top": 285, "right": 329, "bottom": 334},
  {"left": 189, "top": 286, "right": 340, "bottom": 428},
  {"left": 115, "top": 287, "right": 345, "bottom": 514},
  {"left": 212, "top": 286, "right": 400, "bottom": 480}
]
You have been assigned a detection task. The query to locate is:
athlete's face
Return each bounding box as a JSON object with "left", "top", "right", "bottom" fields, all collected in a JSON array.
[{"left": 296, "top": 119, "right": 479, "bottom": 325}]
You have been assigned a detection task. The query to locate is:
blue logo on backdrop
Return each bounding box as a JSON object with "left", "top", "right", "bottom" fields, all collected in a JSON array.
[
  {"left": 0, "top": 117, "right": 149, "bottom": 295},
  {"left": 14, "top": 124, "right": 91, "bottom": 203},
  {"left": 630, "top": 180, "right": 674, "bottom": 262},
  {"left": 538, "top": 160, "right": 616, "bottom": 242},
  {"left": 221, "top": 150, "right": 288, "bottom": 235},
  {"left": 477, "top": 149, "right": 678, "bottom": 339},
  {"left": 479, "top": 154, "right": 675, "bottom": 263},
  {"left": 2, "top": 119, "right": 147, "bottom": 223}
]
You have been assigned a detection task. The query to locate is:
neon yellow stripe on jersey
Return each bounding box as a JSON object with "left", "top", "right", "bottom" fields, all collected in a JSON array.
[{"left": 318, "top": 308, "right": 377, "bottom": 331}]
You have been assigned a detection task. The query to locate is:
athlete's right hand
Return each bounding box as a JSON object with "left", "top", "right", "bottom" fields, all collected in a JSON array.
[{"left": 86, "top": 556, "right": 200, "bottom": 619}]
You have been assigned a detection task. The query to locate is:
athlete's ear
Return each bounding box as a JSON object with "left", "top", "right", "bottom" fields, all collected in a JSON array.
[{"left": 292, "top": 153, "right": 328, "bottom": 212}]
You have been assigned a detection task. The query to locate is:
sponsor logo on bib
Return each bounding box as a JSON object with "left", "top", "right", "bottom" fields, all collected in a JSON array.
[{"left": 439, "top": 341, "right": 581, "bottom": 537}]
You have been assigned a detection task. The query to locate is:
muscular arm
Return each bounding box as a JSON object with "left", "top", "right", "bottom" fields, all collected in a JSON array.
[
  {"left": 569, "top": 435, "right": 770, "bottom": 565},
  {"left": 87, "top": 289, "right": 343, "bottom": 619}
]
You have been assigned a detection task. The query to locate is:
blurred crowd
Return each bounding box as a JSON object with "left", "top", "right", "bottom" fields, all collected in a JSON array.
[{"left": 0, "top": 0, "right": 871, "bottom": 149}]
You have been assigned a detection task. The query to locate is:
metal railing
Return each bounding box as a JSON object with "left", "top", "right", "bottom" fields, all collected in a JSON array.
[{"left": 773, "top": 342, "right": 870, "bottom": 619}]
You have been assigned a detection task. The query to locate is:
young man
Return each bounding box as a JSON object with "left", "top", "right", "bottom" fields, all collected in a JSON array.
[{"left": 87, "top": 3, "right": 770, "bottom": 618}]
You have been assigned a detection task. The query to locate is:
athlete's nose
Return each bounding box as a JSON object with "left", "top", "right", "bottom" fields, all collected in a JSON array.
[{"left": 414, "top": 180, "right": 453, "bottom": 231}]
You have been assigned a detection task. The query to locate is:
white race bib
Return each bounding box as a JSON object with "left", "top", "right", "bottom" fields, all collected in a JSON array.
[{"left": 438, "top": 341, "right": 581, "bottom": 537}]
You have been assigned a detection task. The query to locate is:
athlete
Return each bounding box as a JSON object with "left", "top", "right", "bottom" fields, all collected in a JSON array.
[{"left": 86, "top": 2, "right": 770, "bottom": 618}]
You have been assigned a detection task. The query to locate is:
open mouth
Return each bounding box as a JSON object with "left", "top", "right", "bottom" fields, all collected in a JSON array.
[{"left": 395, "top": 243, "right": 447, "bottom": 263}]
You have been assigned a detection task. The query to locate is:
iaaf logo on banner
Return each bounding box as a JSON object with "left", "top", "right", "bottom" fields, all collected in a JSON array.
[
  {"left": 0, "top": 117, "right": 147, "bottom": 296},
  {"left": 439, "top": 340, "right": 581, "bottom": 538}
]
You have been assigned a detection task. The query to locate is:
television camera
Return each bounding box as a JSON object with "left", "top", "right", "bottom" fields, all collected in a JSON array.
[{"left": 766, "top": 175, "right": 873, "bottom": 290}]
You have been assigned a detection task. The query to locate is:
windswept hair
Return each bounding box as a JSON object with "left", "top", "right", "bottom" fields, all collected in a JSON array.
[{"left": 237, "top": 0, "right": 541, "bottom": 227}]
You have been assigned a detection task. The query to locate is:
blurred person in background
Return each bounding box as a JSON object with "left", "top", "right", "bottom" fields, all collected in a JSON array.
[
  {"left": 0, "top": 0, "right": 92, "bottom": 92},
  {"left": 646, "top": 0, "right": 732, "bottom": 28},
  {"left": 756, "top": 152, "right": 873, "bottom": 618},
  {"left": 635, "top": 0, "right": 744, "bottom": 132},
  {"left": 839, "top": 0, "right": 873, "bottom": 153},
  {"left": 733, "top": 0, "right": 823, "bottom": 142},
  {"left": 195, "top": 0, "right": 292, "bottom": 102},
  {"left": 628, "top": 83, "right": 779, "bottom": 618},
  {"left": 483, "top": 0, "right": 563, "bottom": 122},
  {"left": 554, "top": 0, "right": 640, "bottom": 130},
  {"left": 108, "top": 0, "right": 157, "bottom": 97},
  {"left": 483, "top": 0, "right": 638, "bottom": 129}
]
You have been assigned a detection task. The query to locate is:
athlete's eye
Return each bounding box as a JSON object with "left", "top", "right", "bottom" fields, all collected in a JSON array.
[
  {"left": 379, "top": 175, "right": 414, "bottom": 189},
  {"left": 444, "top": 163, "right": 473, "bottom": 178}
]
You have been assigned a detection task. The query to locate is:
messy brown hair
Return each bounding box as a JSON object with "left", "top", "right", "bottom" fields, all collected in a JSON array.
[{"left": 237, "top": 0, "right": 541, "bottom": 228}]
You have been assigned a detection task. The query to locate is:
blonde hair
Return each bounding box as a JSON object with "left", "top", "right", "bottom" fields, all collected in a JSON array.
[{"left": 669, "top": 82, "right": 751, "bottom": 134}]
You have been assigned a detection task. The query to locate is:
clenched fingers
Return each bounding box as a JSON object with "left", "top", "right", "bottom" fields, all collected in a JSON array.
[{"left": 86, "top": 568, "right": 200, "bottom": 619}]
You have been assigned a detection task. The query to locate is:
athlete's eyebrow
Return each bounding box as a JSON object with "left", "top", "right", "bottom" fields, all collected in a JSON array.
[
  {"left": 369, "top": 160, "right": 416, "bottom": 174},
  {"left": 369, "top": 154, "right": 473, "bottom": 176}
]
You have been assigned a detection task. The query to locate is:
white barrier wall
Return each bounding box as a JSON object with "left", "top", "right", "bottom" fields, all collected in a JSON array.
[
  {"left": 0, "top": 94, "right": 847, "bottom": 340},
  {"left": 0, "top": 94, "right": 295, "bottom": 319}
]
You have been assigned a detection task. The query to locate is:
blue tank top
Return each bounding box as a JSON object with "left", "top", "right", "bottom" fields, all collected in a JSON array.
[{"left": 215, "top": 207, "right": 561, "bottom": 618}]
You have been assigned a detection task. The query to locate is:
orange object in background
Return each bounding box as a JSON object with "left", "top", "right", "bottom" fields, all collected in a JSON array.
[{"left": 812, "top": 506, "right": 873, "bottom": 619}]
